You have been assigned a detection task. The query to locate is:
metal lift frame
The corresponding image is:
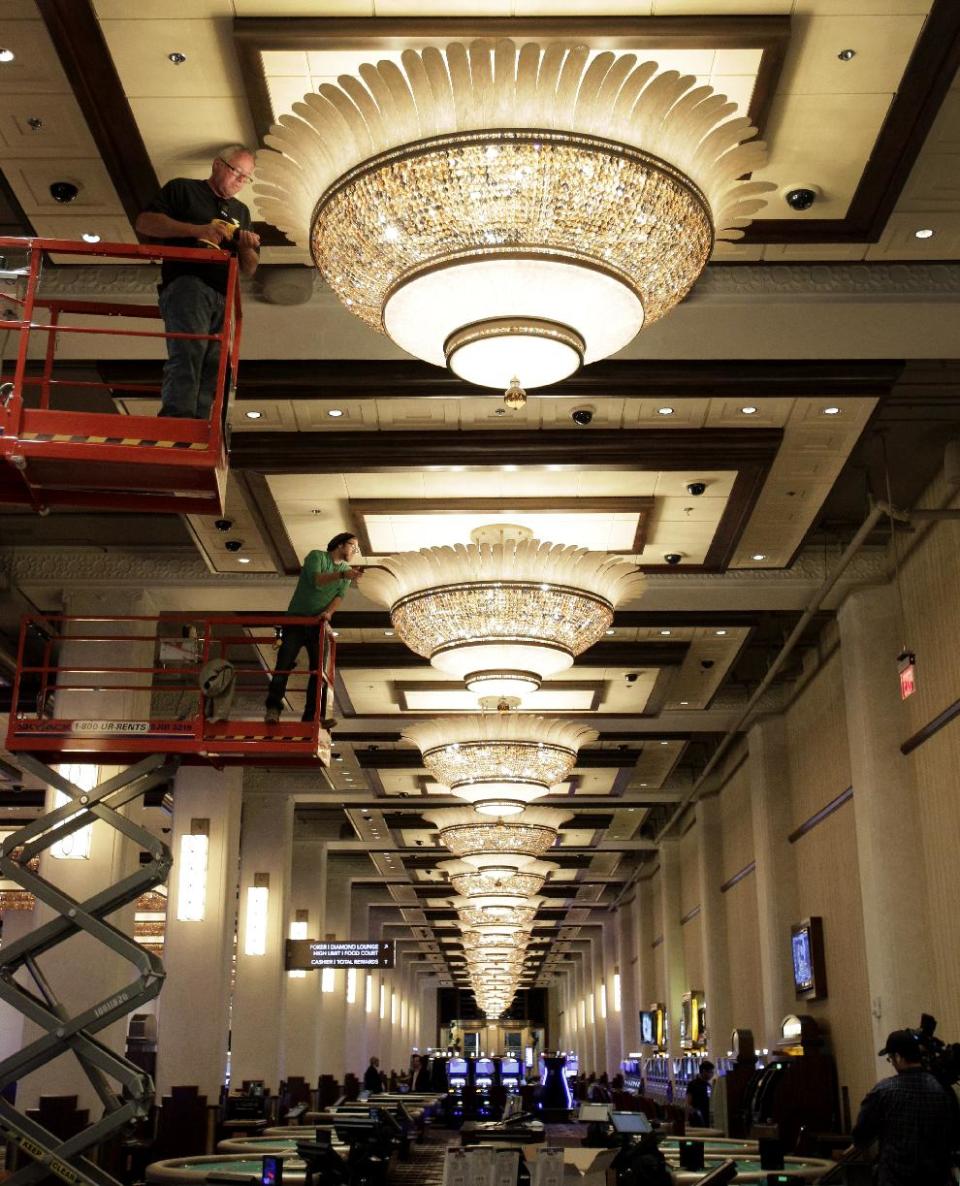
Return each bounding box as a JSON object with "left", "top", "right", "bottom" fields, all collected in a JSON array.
[
  {"left": 0, "top": 754, "right": 179, "bottom": 1186},
  {"left": 0, "top": 237, "right": 241, "bottom": 515}
]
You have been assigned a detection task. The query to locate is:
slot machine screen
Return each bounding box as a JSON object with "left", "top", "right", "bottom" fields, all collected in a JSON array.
[
  {"left": 449, "top": 1057, "right": 467, "bottom": 1078},
  {"left": 640, "top": 1011, "right": 655, "bottom": 1044},
  {"left": 476, "top": 1058, "right": 494, "bottom": 1078},
  {"left": 565, "top": 1054, "right": 579, "bottom": 1078},
  {"left": 501, "top": 1057, "right": 520, "bottom": 1077},
  {"left": 790, "top": 917, "right": 826, "bottom": 1001}
]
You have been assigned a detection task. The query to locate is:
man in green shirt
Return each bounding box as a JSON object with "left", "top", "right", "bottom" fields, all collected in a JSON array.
[{"left": 264, "top": 532, "right": 363, "bottom": 724}]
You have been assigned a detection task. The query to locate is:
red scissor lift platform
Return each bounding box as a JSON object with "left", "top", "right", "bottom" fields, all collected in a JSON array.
[
  {"left": 0, "top": 237, "right": 241, "bottom": 515},
  {"left": 5, "top": 613, "right": 336, "bottom": 767}
]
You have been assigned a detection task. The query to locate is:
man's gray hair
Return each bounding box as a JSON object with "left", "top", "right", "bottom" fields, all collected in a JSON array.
[{"left": 219, "top": 144, "right": 254, "bottom": 162}]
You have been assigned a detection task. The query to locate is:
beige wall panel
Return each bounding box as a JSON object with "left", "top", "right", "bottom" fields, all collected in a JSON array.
[
  {"left": 722, "top": 875, "right": 763, "bottom": 1041},
  {"left": 682, "top": 913, "right": 704, "bottom": 995},
  {"left": 718, "top": 763, "right": 754, "bottom": 883},
  {"left": 791, "top": 802, "right": 874, "bottom": 1114},
  {"left": 679, "top": 823, "right": 700, "bottom": 918},
  {"left": 897, "top": 472, "right": 960, "bottom": 1037},
  {"left": 784, "top": 653, "right": 851, "bottom": 825}
]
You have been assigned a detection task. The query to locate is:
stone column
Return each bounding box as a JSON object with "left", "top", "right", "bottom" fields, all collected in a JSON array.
[
  {"left": 616, "top": 898, "right": 640, "bottom": 1053},
  {"left": 748, "top": 715, "right": 798, "bottom": 1050},
  {"left": 157, "top": 765, "right": 242, "bottom": 1096},
  {"left": 282, "top": 839, "right": 327, "bottom": 1083},
  {"left": 696, "top": 793, "right": 733, "bottom": 1059},
  {"left": 658, "top": 840, "right": 685, "bottom": 1055},
  {"left": 838, "top": 584, "right": 932, "bottom": 1070},
  {"left": 231, "top": 791, "right": 293, "bottom": 1089},
  {"left": 602, "top": 919, "right": 620, "bottom": 1075}
]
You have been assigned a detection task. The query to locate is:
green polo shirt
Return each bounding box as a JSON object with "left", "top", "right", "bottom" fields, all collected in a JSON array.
[{"left": 287, "top": 550, "right": 351, "bottom": 616}]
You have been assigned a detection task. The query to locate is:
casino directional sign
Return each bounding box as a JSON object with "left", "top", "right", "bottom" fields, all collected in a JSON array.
[{"left": 284, "top": 940, "right": 394, "bottom": 970}]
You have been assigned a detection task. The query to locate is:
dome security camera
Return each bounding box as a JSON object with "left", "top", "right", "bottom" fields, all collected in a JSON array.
[
  {"left": 663, "top": 553, "right": 684, "bottom": 565},
  {"left": 782, "top": 184, "right": 822, "bottom": 212},
  {"left": 571, "top": 407, "right": 594, "bottom": 426},
  {"left": 49, "top": 181, "right": 80, "bottom": 203},
  {"left": 214, "top": 518, "right": 233, "bottom": 532},
  {"left": 224, "top": 539, "right": 244, "bottom": 552},
  {"left": 700, "top": 659, "right": 715, "bottom": 671},
  {"left": 685, "top": 481, "right": 707, "bottom": 496}
]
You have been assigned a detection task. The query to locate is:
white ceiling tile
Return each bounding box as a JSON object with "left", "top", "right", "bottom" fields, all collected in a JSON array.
[
  {"left": 652, "top": 471, "right": 736, "bottom": 498},
  {"left": 793, "top": 0, "right": 931, "bottom": 13},
  {"left": 777, "top": 13, "right": 926, "bottom": 96},
  {"left": 229, "top": 401, "right": 297, "bottom": 431},
  {"left": 705, "top": 397, "right": 795, "bottom": 426},
  {"left": 101, "top": 19, "right": 246, "bottom": 98},
  {"left": 513, "top": 1, "right": 652, "bottom": 13},
  {"left": 0, "top": 20, "right": 71, "bottom": 94},
  {"left": 710, "top": 241, "right": 765, "bottom": 262},
  {"left": 95, "top": 0, "right": 233, "bottom": 14},
  {"left": 539, "top": 397, "right": 624, "bottom": 429},
  {"left": 29, "top": 214, "right": 137, "bottom": 260},
  {"left": 266, "top": 75, "right": 312, "bottom": 119},
  {"left": 622, "top": 399, "right": 710, "bottom": 427},
  {"left": 4, "top": 158, "right": 124, "bottom": 214},
  {"left": 374, "top": 0, "right": 511, "bottom": 13},
  {"left": 236, "top": 0, "right": 372, "bottom": 12},
  {"left": 375, "top": 399, "right": 460, "bottom": 429},
  {"left": 654, "top": 495, "right": 727, "bottom": 524},
  {"left": 762, "top": 242, "right": 869, "bottom": 261},
  {"left": 131, "top": 97, "right": 256, "bottom": 168},
  {"left": 0, "top": 96, "right": 97, "bottom": 157},
  {"left": 293, "top": 400, "right": 379, "bottom": 431},
  {"left": 653, "top": 0, "right": 792, "bottom": 11},
  {"left": 867, "top": 212, "right": 960, "bottom": 259}
]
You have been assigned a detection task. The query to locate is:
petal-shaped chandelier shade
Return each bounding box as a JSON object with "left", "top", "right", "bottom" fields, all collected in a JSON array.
[
  {"left": 406, "top": 714, "right": 596, "bottom": 816},
  {"left": 255, "top": 39, "right": 774, "bottom": 392},
  {"left": 364, "top": 539, "right": 644, "bottom": 703}
]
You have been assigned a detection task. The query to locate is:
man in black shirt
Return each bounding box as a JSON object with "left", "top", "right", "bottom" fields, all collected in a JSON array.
[
  {"left": 850, "top": 1029, "right": 958, "bottom": 1186},
  {"left": 363, "top": 1056, "right": 385, "bottom": 1094},
  {"left": 685, "top": 1060, "right": 714, "bottom": 1127},
  {"left": 135, "top": 146, "right": 260, "bottom": 418}
]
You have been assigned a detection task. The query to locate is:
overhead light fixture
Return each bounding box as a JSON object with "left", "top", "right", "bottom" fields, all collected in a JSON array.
[
  {"left": 237, "top": 556, "right": 251, "bottom": 564},
  {"left": 364, "top": 527, "right": 644, "bottom": 704},
  {"left": 167, "top": 52, "right": 187, "bottom": 65},
  {"left": 659, "top": 629, "right": 672, "bottom": 636},
  {"left": 740, "top": 405, "right": 758, "bottom": 415},
  {"left": 176, "top": 818, "right": 209, "bottom": 922},
  {"left": 822, "top": 406, "right": 841, "bottom": 416},
  {"left": 245, "top": 409, "right": 263, "bottom": 420},
  {"left": 256, "top": 40, "right": 773, "bottom": 398},
  {"left": 606, "top": 628, "right": 616, "bottom": 636},
  {"left": 424, "top": 806, "right": 571, "bottom": 860},
  {"left": 0, "top": 50, "right": 15, "bottom": 63},
  {"left": 81, "top": 233, "right": 101, "bottom": 244},
  {"left": 914, "top": 228, "right": 934, "bottom": 239},
  {"left": 405, "top": 715, "right": 595, "bottom": 817},
  {"left": 751, "top": 553, "right": 766, "bottom": 561},
  {"left": 837, "top": 48, "right": 856, "bottom": 61},
  {"left": 657, "top": 407, "right": 675, "bottom": 416},
  {"left": 327, "top": 408, "right": 344, "bottom": 417},
  {"left": 715, "top": 629, "right": 728, "bottom": 636}
]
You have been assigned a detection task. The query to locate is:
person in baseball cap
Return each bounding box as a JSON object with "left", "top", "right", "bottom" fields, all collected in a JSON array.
[
  {"left": 847, "top": 1026, "right": 958, "bottom": 1185},
  {"left": 877, "top": 1029, "right": 923, "bottom": 1060}
]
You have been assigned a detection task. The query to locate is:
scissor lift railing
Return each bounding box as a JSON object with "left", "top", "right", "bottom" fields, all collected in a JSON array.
[
  {"left": 6, "top": 613, "right": 336, "bottom": 766},
  {"left": 0, "top": 752, "right": 179, "bottom": 1186},
  {"left": 0, "top": 237, "right": 242, "bottom": 515}
]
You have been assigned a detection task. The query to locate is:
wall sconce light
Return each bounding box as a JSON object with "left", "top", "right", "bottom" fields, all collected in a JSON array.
[
  {"left": 613, "top": 972, "right": 621, "bottom": 1013},
  {"left": 599, "top": 983, "right": 607, "bottom": 1019},
  {"left": 289, "top": 909, "right": 309, "bottom": 978},
  {"left": 391, "top": 990, "right": 398, "bottom": 1025},
  {"left": 176, "top": 818, "right": 209, "bottom": 921},
  {"left": 379, "top": 982, "right": 386, "bottom": 1020},
  {"left": 347, "top": 967, "right": 357, "bottom": 1004},
  {"left": 51, "top": 765, "right": 98, "bottom": 859},
  {"left": 244, "top": 873, "right": 269, "bottom": 955},
  {"left": 321, "top": 967, "right": 335, "bottom": 992},
  {"left": 366, "top": 972, "right": 374, "bottom": 1014}
]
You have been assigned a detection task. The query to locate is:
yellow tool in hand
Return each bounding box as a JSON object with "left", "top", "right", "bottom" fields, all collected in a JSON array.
[{"left": 197, "top": 218, "right": 239, "bottom": 249}]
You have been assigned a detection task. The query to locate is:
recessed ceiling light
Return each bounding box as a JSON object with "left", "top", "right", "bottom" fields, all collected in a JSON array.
[
  {"left": 331, "top": 630, "right": 339, "bottom": 637},
  {"left": 606, "top": 628, "right": 616, "bottom": 635},
  {"left": 680, "top": 700, "right": 689, "bottom": 706},
  {"left": 837, "top": 48, "right": 856, "bottom": 61},
  {"left": 167, "top": 52, "right": 187, "bottom": 64},
  {"left": 715, "top": 629, "right": 728, "bottom": 636},
  {"left": 660, "top": 740, "right": 668, "bottom": 746},
  {"left": 81, "top": 233, "right": 101, "bottom": 244},
  {"left": 656, "top": 406, "right": 674, "bottom": 416},
  {"left": 659, "top": 629, "right": 672, "bottom": 636},
  {"left": 384, "top": 629, "right": 395, "bottom": 636},
  {"left": 0, "top": 49, "right": 15, "bottom": 63},
  {"left": 639, "top": 782, "right": 648, "bottom": 788},
  {"left": 751, "top": 553, "right": 766, "bottom": 561},
  {"left": 822, "top": 406, "right": 841, "bottom": 416},
  {"left": 237, "top": 556, "right": 251, "bottom": 564},
  {"left": 740, "top": 405, "right": 758, "bottom": 415},
  {"left": 244, "top": 409, "right": 262, "bottom": 420},
  {"left": 327, "top": 408, "right": 344, "bottom": 417},
  {"left": 914, "top": 228, "right": 934, "bottom": 240}
]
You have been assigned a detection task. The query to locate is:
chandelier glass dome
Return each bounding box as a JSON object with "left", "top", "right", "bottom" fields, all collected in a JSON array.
[
  {"left": 405, "top": 714, "right": 596, "bottom": 816},
  {"left": 363, "top": 537, "right": 644, "bottom": 703},
  {"left": 423, "top": 806, "right": 571, "bottom": 859},
  {"left": 255, "top": 39, "right": 774, "bottom": 393}
]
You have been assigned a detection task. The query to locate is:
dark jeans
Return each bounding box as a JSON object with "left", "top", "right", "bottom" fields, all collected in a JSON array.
[
  {"left": 158, "top": 275, "right": 225, "bottom": 418},
  {"left": 265, "top": 624, "right": 321, "bottom": 721}
]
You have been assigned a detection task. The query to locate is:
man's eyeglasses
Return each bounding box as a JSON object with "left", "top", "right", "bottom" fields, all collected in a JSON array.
[{"left": 218, "top": 158, "right": 252, "bottom": 183}]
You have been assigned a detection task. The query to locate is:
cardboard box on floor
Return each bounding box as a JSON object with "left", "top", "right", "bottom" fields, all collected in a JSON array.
[{"left": 559, "top": 1147, "right": 619, "bottom": 1186}]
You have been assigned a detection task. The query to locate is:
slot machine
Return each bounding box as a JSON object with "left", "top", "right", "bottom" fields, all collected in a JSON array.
[{"left": 499, "top": 1055, "right": 522, "bottom": 1093}]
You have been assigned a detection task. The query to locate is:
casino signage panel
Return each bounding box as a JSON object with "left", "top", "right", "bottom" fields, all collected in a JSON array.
[{"left": 285, "top": 940, "right": 394, "bottom": 970}]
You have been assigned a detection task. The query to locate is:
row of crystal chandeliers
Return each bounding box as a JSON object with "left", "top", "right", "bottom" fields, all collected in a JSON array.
[{"left": 362, "top": 529, "right": 645, "bottom": 1012}]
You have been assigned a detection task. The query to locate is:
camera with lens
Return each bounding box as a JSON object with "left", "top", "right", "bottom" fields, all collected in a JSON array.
[
  {"left": 663, "top": 553, "right": 683, "bottom": 565},
  {"left": 224, "top": 539, "right": 244, "bottom": 552},
  {"left": 49, "top": 181, "right": 80, "bottom": 204},
  {"left": 783, "top": 184, "right": 821, "bottom": 212},
  {"left": 700, "top": 659, "right": 715, "bottom": 671},
  {"left": 571, "top": 407, "right": 594, "bottom": 426},
  {"left": 214, "top": 518, "right": 233, "bottom": 532},
  {"left": 686, "top": 481, "right": 707, "bottom": 496}
]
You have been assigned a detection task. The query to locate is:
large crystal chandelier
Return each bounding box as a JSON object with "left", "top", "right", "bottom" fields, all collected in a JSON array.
[
  {"left": 362, "top": 533, "right": 644, "bottom": 704},
  {"left": 423, "top": 806, "right": 572, "bottom": 859},
  {"left": 406, "top": 714, "right": 595, "bottom": 817},
  {"left": 255, "top": 40, "right": 773, "bottom": 395}
]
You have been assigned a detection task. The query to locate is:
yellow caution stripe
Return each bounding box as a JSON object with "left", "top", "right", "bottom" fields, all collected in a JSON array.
[{"left": 20, "top": 431, "right": 205, "bottom": 450}]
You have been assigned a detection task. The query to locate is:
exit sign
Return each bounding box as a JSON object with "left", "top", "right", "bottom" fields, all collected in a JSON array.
[{"left": 898, "top": 651, "right": 917, "bottom": 700}]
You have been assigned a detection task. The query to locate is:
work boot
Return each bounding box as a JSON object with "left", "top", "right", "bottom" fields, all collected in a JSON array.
[{"left": 264, "top": 706, "right": 281, "bottom": 725}]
